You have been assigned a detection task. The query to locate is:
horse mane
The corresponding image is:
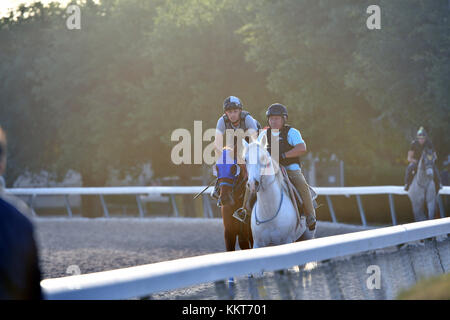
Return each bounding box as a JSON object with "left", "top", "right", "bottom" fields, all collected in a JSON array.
[
  {"left": 249, "top": 141, "right": 289, "bottom": 193},
  {"left": 270, "top": 157, "right": 290, "bottom": 194}
]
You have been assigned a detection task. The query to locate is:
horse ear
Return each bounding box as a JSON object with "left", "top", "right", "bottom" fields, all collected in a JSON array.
[
  {"left": 259, "top": 132, "right": 268, "bottom": 149},
  {"left": 242, "top": 138, "right": 249, "bottom": 150},
  {"left": 241, "top": 139, "right": 249, "bottom": 160}
]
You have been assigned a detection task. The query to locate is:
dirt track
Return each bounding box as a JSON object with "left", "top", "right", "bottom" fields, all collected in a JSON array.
[{"left": 34, "top": 217, "right": 370, "bottom": 279}]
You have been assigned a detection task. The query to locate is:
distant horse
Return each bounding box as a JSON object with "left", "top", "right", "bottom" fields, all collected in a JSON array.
[
  {"left": 242, "top": 134, "right": 314, "bottom": 249},
  {"left": 215, "top": 148, "right": 253, "bottom": 252},
  {"left": 408, "top": 147, "right": 437, "bottom": 221}
]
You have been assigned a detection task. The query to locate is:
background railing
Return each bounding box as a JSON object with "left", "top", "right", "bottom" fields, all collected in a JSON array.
[
  {"left": 6, "top": 186, "right": 450, "bottom": 226},
  {"left": 40, "top": 217, "right": 450, "bottom": 300}
]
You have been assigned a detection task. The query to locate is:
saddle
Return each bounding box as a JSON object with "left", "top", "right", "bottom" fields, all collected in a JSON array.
[{"left": 280, "top": 167, "right": 319, "bottom": 227}]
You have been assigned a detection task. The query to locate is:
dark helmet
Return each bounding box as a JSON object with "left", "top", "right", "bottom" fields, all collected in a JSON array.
[
  {"left": 223, "top": 96, "right": 243, "bottom": 112},
  {"left": 417, "top": 126, "right": 427, "bottom": 138},
  {"left": 266, "top": 103, "right": 288, "bottom": 119}
]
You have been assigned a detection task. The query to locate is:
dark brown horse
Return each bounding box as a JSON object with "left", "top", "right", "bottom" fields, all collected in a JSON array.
[{"left": 216, "top": 148, "right": 253, "bottom": 252}]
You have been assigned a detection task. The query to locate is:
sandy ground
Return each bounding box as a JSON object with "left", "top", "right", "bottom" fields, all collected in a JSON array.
[
  {"left": 34, "top": 217, "right": 370, "bottom": 279},
  {"left": 34, "top": 217, "right": 449, "bottom": 299}
]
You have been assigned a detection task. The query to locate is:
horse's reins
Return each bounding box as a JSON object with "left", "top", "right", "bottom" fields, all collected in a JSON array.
[
  {"left": 254, "top": 189, "right": 284, "bottom": 225},
  {"left": 415, "top": 152, "right": 434, "bottom": 190}
]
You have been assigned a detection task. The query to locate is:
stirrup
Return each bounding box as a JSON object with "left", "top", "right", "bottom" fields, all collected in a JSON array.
[
  {"left": 306, "top": 215, "right": 316, "bottom": 231},
  {"left": 233, "top": 207, "right": 249, "bottom": 224}
]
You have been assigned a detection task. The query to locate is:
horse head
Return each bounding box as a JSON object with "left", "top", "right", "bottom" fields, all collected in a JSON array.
[
  {"left": 242, "top": 132, "right": 275, "bottom": 194},
  {"left": 420, "top": 147, "right": 436, "bottom": 178},
  {"left": 215, "top": 147, "right": 245, "bottom": 207}
]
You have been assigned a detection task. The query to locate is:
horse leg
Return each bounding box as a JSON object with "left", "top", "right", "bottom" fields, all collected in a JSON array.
[
  {"left": 411, "top": 198, "right": 426, "bottom": 222},
  {"left": 426, "top": 186, "right": 436, "bottom": 220},
  {"left": 238, "top": 228, "right": 250, "bottom": 250},
  {"left": 427, "top": 200, "right": 436, "bottom": 220},
  {"left": 238, "top": 219, "right": 254, "bottom": 249},
  {"left": 224, "top": 227, "right": 237, "bottom": 251},
  {"left": 248, "top": 223, "right": 254, "bottom": 248},
  {"left": 222, "top": 207, "right": 237, "bottom": 251}
]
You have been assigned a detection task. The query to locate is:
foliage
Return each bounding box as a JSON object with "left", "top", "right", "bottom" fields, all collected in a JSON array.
[{"left": 0, "top": 0, "right": 448, "bottom": 193}]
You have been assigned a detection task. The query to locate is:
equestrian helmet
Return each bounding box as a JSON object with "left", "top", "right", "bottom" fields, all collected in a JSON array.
[
  {"left": 266, "top": 103, "right": 288, "bottom": 119},
  {"left": 417, "top": 126, "right": 427, "bottom": 138},
  {"left": 223, "top": 96, "right": 243, "bottom": 112}
]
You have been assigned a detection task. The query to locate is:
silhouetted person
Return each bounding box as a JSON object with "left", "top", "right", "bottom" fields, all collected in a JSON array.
[{"left": 0, "top": 126, "right": 42, "bottom": 299}]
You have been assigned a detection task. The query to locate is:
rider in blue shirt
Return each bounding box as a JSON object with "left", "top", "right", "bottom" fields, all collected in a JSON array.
[{"left": 262, "top": 104, "right": 316, "bottom": 231}]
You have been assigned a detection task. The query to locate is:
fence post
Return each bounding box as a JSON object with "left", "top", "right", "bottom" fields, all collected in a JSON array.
[
  {"left": 388, "top": 194, "right": 397, "bottom": 225},
  {"left": 202, "top": 194, "right": 213, "bottom": 218},
  {"left": 326, "top": 195, "right": 337, "bottom": 223},
  {"left": 29, "top": 194, "right": 37, "bottom": 217},
  {"left": 99, "top": 195, "right": 109, "bottom": 218},
  {"left": 64, "top": 195, "right": 73, "bottom": 218},
  {"left": 356, "top": 195, "right": 367, "bottom": 227},
  {"left": 136, "top": 195, "right": 145, "bottom": 218},
  {"left": 170, "top": 194, "right": 179, "bottom": 217}
]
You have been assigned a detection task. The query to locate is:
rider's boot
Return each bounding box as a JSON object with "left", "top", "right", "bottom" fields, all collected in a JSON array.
[
  {"left": 404, "top": 174, "right": 414, "bottom": 191},
  {"left": 404, "top": 163, "right": 416, "bottom": 191}
]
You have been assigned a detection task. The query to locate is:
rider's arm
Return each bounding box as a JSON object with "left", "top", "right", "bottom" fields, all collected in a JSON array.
[
  {"left": 214, "top": 131, "right": 224, "bottom": 155},
  {"left": 284, "top": 143, "right": 307, "bottom": 158},
  {"left": 244, "top": 115, "right": 259, "bottom": 142},
  {"left": 283, "top": 128, "right": 307, "bottom": 159},
  {"left": 214, "top": 118, "right": 225, "bottom": 155},
  {"left": 407, "top": 150, "right": 417, "bottom": 163}
]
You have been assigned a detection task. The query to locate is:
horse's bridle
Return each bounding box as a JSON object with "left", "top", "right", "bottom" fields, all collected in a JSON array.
[
  {"left": 245, "top": 145, "right": 283, "bottom": 224},
  {"left": 416, "top": 150, "right": 435, "bottom": 189},
  {"left": 245, "top": 145, "right": 276, "bottom": 192},
  {"left": 216, "top": 166, "right": 247, "bottom": 207}
]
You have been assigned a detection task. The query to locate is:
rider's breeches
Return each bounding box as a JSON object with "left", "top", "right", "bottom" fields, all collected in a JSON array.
[
  {"left": 243, "top": 185, "right": 254, "bottom": 211},
  {"left": 286, "top": 169, "right": 315, "bottom": 218}
]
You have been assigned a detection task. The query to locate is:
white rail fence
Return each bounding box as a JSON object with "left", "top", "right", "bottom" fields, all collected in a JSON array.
[
  {"left": 40, "top": 217, "right": 450, "bottom": 300},
  {"left": 7, "top": 186, "right": 450, "bottom": 226}
]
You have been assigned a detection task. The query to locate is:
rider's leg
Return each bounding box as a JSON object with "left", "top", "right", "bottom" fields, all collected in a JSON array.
[
  {"left": 287, "top": 169, "right": 316, "bottom": 230},
  {"left": 242, "top": 185, "right": 251, "bottom": 212},
  {"left": 404, "top": 162, "right": 417, "bottom": 191},
  {"left": 242, "top": 185, "right": 257, "bottom": 213}
]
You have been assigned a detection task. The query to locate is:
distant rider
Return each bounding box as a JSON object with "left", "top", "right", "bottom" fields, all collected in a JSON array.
[
  {"left": 212, "top": 96, "right": 260, "bottom": 202},
  {"left": 404, "top": 127, "right": 441, "bottom": 192}
]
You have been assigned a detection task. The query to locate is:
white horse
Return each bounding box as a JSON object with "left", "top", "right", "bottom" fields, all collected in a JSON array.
[
  {"left": 408, "top": 147, "right": 438, "bottom": 221},
  {"left": 242, "top": 134, "right": 315, "bottom": 249}
]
